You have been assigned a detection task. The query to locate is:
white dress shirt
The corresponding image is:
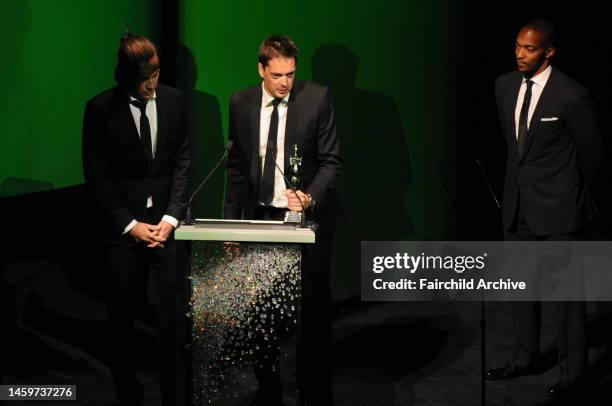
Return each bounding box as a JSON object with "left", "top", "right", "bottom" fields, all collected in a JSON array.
[
  {"left": 259, "top": 83, "right": 290, "bottom": 208},
  {"left": 514, "top": 65, "right": 552, "bottom": 139},
  {"left": 123, "top": 92, "right": 178, "bottom": 234}
]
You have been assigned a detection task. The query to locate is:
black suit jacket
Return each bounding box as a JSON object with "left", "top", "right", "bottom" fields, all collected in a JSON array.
[
  {"left": 224, "top": 80, "right": 343, "bottom": 235},
  {"left": 83, "top": 84, "right": 191, "bottom": 245},
  {"left": 495, "top": 68, "right": 602, "bottom": 235}
]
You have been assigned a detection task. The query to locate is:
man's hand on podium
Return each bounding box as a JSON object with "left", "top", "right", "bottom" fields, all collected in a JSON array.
[
  {"left": 285, "top": 189, "right": 309, "bottom": 212},
  {"left": 129, "top": 222, "right": 166, "bottom": 248}
]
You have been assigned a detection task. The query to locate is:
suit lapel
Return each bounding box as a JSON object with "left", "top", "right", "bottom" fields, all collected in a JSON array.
[
  {"left": 111, "top": 91, "right": 148, "bottom": 172},
  {"left": 284, "top": 83, "right": 299, "bottom": 177},
  {"left": 507, "top": 74, "right": 522, "bottom": 145},
  {"left": 520, "top": 68, "right": 557, "bottom": 162},
  {"left": 153, "top": 92, "right": 166, "bottom": 171},
  {"left": 502, "top": 74, "right": 522, "bottom": 160},
  {"left": 250, "top": 87, "right": 262, "bottom": 189}
]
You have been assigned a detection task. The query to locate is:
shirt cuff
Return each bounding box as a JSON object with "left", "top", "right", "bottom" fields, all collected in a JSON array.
[
  {"left": 162, "top": 215, "right": 179, "bottom": 228},
  {"left": 123, "top": 219, "right": 137, "bottom": 235}
]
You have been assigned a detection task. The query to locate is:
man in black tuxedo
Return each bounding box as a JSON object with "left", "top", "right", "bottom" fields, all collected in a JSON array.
[
  {"left": 82, "top": 33, "right": 190, "bottom": 406},
  {"left": 486, "top": 20, "right": 602, "bottom": 397},
  {"left": 224, "top": 34, "right": 342, "bottom": 406}
]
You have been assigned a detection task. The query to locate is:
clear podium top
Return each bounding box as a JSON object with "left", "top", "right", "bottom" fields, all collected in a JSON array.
[{"left": 175, "top": 219, "right": 316, "bottom": 243}]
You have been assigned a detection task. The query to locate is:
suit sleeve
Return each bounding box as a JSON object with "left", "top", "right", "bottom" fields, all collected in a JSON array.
[
  {"left": 569, "top": 89, "right": 603, "bottom": 187},
  {"left": 164, "top": 93, "right": 191, "bottom": 221},
  {"left": 494, "top": 77, "right": 505, "bottom": 132},
  {"left": 224, "top": 96, "right": 246, "bottom": 219},
  {"left": 305, "top": 88, "right": 342, "bottom": 210},
  {"left": 82, "top": 100, "right": 134, "bottom": 233}
]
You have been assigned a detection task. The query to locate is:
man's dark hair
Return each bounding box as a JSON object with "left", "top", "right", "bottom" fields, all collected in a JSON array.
[
  {"left": 522, "top": 19, "right": 557, "bottom": 48},
  {"left": 258, "top": 34, "right": 299, "bottom": 66},
  {"left": 114, "top": 32, "right": 159, "bottom": 89}
]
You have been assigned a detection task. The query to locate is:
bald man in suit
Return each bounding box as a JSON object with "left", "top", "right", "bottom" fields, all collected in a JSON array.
[{"left": 486, "top": 20, "right": 602, "bottom": 398}]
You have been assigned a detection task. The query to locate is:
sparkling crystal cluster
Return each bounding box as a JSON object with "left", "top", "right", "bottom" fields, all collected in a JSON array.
[{"left": 190, "top": 242, "right": 301, "bottom": 404}]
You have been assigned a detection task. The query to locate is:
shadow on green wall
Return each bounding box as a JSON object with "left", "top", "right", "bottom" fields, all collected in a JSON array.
[
  {"left": 0, "top": 177, "right": 54, "bottom": 198},
  {"left": 178, "top": 43, "right": 225, "bottom": 219},
  {"left": 312, "top": 44, "right": 413, "bottom": 298}
]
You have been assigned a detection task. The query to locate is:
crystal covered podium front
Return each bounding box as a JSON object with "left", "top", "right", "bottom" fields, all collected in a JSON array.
[{"left": 175, "top": 219, "right": 315, "bottom": 404}]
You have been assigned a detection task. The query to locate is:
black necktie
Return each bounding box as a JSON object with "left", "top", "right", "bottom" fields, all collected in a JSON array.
[
  {"left": 260, "top": 98, "right": 283, "bottom": 205},
  {"left": 131, "top": 99, "right": 153, "bottom": 161},
  {"left": 517, "top": 80, "right": 534, "bottom": 157}
]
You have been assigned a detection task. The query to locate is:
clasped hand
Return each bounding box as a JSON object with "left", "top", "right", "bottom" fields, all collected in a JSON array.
[{"left": 129, "top": 220, "right": 174, "bottom": 248}]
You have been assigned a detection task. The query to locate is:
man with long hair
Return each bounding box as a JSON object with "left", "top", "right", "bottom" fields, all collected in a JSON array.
[{"left": 83, "top": 33, "right": 190, "bottom": 406}]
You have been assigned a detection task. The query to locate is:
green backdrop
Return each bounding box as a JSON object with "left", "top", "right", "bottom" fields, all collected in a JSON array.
[
  {"left": 0, "top": 1, "right": 462, "bottom": 298},
  {"left": 0, "top": 0, "right": 156, "bottom": 197},
  {"left": 180, "top": 1, "right": 461, "bottom": 297}
]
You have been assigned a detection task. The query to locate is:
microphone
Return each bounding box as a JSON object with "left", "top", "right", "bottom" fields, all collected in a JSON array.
[
  {"left": 269, "top": 146, "right": 309, "bottom": 229},
  {"left": 183, "top": 140, "right": 234, "bottom": 225}
]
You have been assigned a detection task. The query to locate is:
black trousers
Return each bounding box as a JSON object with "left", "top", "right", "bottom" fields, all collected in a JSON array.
[
  {"left": 253, "top": 206, "right": 334, "bottom": 405},
  {"left": 505, "top": 202, "right": 587, "bottom": 383},
  {"left": 105, "top": 235, "right": 189, "bottom": 406}
]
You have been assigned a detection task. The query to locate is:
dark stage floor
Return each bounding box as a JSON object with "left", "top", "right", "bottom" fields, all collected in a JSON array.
[{"left": 3, "top": 261, "right": 612, "bottom": 405}]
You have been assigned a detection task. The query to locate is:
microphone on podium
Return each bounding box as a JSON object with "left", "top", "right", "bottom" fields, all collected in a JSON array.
[{"left": 183, "top": 140, "right": 233, "bottom": 225}]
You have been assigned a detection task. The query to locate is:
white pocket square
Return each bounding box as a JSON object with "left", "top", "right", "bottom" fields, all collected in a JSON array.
[{"left": 540, "top": 117, "right": 558, "bottom": 121}]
